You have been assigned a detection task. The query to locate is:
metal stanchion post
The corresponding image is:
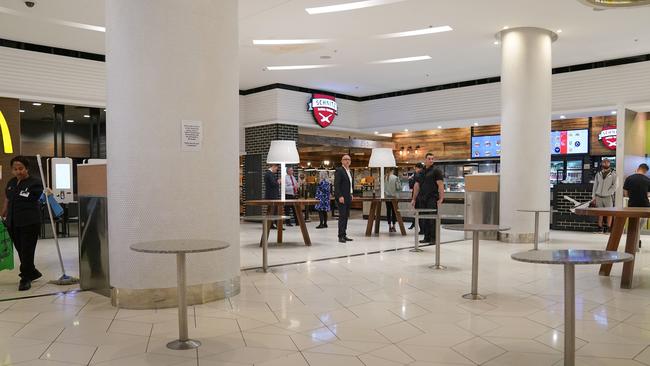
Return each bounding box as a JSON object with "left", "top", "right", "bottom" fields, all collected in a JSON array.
[
  {"left": 262, "top": 220, "right": 269, "bottom": 272},
  {"left": 564, "top": 263, "right": 575, "bottom": 366},
  {"left": 533, "top": 211, "right": 540, "bottom": 250},
  {"left": 430, "top": 214, "right": 446, "bottom": 270},
  {"left": 410, "top": 211, "right": 423, "bottom": 252}
]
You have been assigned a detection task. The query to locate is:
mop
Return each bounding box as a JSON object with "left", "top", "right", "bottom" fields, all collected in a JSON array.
[{"left": 36, "top": 154, "right": 79, "bottom": 286}]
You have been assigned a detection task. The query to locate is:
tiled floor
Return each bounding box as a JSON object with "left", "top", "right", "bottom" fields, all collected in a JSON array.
[{"left": 1, "top": 225, "right": 650, "bottom": 365}]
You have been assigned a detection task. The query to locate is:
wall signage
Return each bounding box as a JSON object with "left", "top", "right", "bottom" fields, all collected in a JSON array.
[
  {"left": 598, "top": 125, "right": 617, "bottom": 150},
  {"left": 0, "top": 111, "right": 14, "bottom": 153},
  {"left": 308, "top": 94, "right": 337, "bottom": 128}
]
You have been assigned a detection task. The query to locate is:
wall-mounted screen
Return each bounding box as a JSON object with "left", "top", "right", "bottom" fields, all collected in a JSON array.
[
  {"left": 471, "top": 135, "right": 501, "bottom": 158},
  {"left": 550, "top": 129, "right": 588, "bottom": 155}
]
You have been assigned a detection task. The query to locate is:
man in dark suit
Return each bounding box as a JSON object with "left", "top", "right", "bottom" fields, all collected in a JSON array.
[
  {"left": 264, "top": 164, "right": 281, "bottom": 229},
  {"left": 335, "top": 155, "right": 353, "bottom": 243}
]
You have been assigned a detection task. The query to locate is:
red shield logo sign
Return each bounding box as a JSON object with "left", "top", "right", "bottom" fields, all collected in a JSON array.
[
  {"left": 598, "top": 125, "right": 617, "bottom": 150},
  {"left": 308, "top": 94, "right": 338, "bottom": 128}
]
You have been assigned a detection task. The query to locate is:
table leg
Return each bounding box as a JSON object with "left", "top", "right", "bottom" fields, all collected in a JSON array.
[
  {"left": 365, "top": 201, "right": 376, "bottom": 236},
  {"left": 374, "top": 201, "right": 381, "bottom": 234},
  {"left": 394, "top": 199, "right": 407, "bottom": 235},
  {"left": 564, "top": 263, "right": 575, "bottom": 366},
  {"left": 463, "top": 232, "right": 485, "bottom": 300},
  {"left": 295, "top": 203, "right": 312, "bottom": 246},
  {"left": 262, "top": 220, "right": 269, "bottom": 272},
  {"left": 431, "top": 215, "right": 446, "bottom": 270},
  {"left": 621, "top": 217, "right": 639, "bottom": 289},
  {"left": 167, "top": 252, "right": 201, "bottom": 350},
  {"left": 410, "top": 212, "right": 422, "bottom": 252},
  {"left": 277, "top": 205, "right": 283, "bottom": 244},
  {"left": 533, "top": 211, "right": 540, "bottom": 250},
  {"left": 599, "top": 216, "right": 625, "bottom": 276}
]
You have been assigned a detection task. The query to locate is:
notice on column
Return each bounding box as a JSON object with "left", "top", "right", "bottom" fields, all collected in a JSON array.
[{"left": 181, "top": 120, "right": 202, "bottom": 152}]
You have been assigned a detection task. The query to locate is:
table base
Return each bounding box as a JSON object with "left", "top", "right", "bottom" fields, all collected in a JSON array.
[
  {"left": 409, "top": 248, "right": 424, "bottom": 252},
  {"left": 167, "top": 339, "right": 201, "bottom": 350},
  {"left": 462, "top": 293, "right": 486, "bottom": 300},
  {"left": 429, "top": 264, "right": 447, "bottom": 270}
]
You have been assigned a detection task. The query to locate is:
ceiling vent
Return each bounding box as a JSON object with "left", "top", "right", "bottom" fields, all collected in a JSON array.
[{"left": 577, "top": 0, "right": 650, "bottom": 8}]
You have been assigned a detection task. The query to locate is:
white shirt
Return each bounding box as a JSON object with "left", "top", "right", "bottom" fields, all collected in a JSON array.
[
  {"left": 345, "top": 168, "right": 353, "bottom": 194},
  {"left": 285, "top": 174, "right": 297, "bottom": 195}
]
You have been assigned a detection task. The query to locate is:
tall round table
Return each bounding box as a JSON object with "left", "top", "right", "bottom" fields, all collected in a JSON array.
[
  {"left": 443, "top": 224, "right": 510, "bottom": 300},
  {"left": 130, "top": 240, "right": 230, "bottom": 350},
  {"left": 517, "top": 209, "right": 550, "bottom": 250},
  {"left": 244, "top": 215, "right": 290, "bottom": 272},
  {"left": 511, "top": 250, "right": 633, "bottom": 366}
]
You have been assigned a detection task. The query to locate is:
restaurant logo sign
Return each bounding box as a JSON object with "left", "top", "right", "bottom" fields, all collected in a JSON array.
[
  {"left": 0, "top": 111, "right": 14, "bottom": 153},
  {"left": 598, "top": 125, "right": 617, "bottom": 150},
  {"left": 308, "top": 94, "right": 337, "bottom": 128}
]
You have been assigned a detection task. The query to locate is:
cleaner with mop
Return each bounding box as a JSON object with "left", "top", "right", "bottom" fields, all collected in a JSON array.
[{"left": 1, "top": 156, "right": 44, "bottom": 291}]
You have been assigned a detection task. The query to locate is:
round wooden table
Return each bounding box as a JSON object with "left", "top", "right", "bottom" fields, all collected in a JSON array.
[
  {"left": 356, "top": 197, "right": 412, "bottom": 237},
  {"left": 575, "top": 207, "right": 650, "bottom": 288}
]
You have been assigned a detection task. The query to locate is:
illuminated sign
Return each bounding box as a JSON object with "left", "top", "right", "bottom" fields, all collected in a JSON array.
[
  {"left": 0, "top": 111, "right": 14, "bottom": 153},
  {"left": 598, "top": 125, "right": 617, "bottom": 150},
  {"left": 308, "top": 94, "right": 337, "bottom": 128}
]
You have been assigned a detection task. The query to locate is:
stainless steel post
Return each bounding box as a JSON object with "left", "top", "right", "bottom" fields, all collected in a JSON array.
[
  {"left": 564, "top": 263, "right": 575, "bottom": 366},
  {"left": 430, "top": 214, "right": 446, "bottom": 270},
  {"left": 262, "top": 220, "right": 269, "bottom": 272},
  {"left": 167, "top": 252, "right": 201, "bottom": 350},
  {"left": 462, "top": 231, "right": 485, "bottom": 300},
  {"left": 410, "top": 211, "right": 423, "bottom": 252},
  {"left": 534, "top": 211, "right": 540, "bottom": 250}
]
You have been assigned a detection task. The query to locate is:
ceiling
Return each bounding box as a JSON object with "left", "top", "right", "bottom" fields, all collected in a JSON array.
[{"left": 0, "top": 0, "right": 649, "bottom": 96}]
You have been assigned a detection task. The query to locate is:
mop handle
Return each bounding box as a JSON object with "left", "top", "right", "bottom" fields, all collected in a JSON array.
[{"left": 36, "top": 155, "right": 66, "bottom": 276}]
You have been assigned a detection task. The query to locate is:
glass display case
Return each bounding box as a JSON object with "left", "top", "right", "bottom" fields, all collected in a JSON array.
[{"left": 565, "top": 159, "right": 583, "bottom": 183}]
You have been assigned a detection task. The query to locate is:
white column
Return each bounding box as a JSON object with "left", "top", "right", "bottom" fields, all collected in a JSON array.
[
  {"left": 106, "top": 0, "right": 239, "bottom": 307},
  {"left": 499, "top": 27, "right": 557, "bottom": 243}
]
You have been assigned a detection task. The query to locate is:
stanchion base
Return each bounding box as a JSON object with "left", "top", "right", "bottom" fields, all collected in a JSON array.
[
  {"left": 256, "top": 268, "right": 269, "bottom": 273},
  {"left": 462, "top": 293, "right": 486, "bottom": 300},
  {"left": 429, "top": 264, "right": 447, "bottom": 270},
  {"left": 167, "top": 339, "right": 201, "bottom": 350},
  {"left": 409, "top": 248, "right": 424, "bottom": 252}
]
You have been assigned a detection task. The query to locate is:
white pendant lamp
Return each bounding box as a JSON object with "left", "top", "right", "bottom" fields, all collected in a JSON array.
[
  {"left": 368, "top": 148, "right": 397, "bottom": 199},
  {"left": 267, "top": 140, "right": 300, "bottom": 200}
]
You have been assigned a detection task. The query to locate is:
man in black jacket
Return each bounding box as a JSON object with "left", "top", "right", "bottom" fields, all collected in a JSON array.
[
  {"left": 411, "top": 153, "right": 444, "bottom": 243},
  {"left": 335, "top": 155, "right": 353, "bottom": 243},
  {"left": 263, "top": 164, "right": 281, "bottom": 229}
]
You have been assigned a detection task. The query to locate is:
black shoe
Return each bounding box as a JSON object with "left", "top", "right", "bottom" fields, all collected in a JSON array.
[
  {"left": 640, "top": 240, "right": 642, "bottom": 248},
  {"left": 18, "top": 280, "right": 31, "bottom": 291},
  {"left": 316, "top": 225, "right": 325, "bottom": 229},
  {"left": 344, "top": 237, "right": 353, "bottom": 241},
  {"left": 270, "top": 225, "right": 278, "bottom": 230},
  {"left": 408, "top": 224, "right": 415, "bottom": 230},
  {"left": 324, "top": 224, "right": 328, "bottom": 228},
  {"left": 286, "top": 223, "right": 294, "bottom": 227},
  {"left": 30, "top": 271, "right": 42, "bottom": 282},
  {"left": 339, "top": 238, "right": 346, "bottom": 243},
  {"left": 419, "top": 238, "right": 431, "bottom": 244}
]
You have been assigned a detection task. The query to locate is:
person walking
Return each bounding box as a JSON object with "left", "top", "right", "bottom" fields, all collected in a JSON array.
[
  {"left": 384, "top": 168, "right": 401, "bottom": 232},
  {"left": 263, "top": 164, "right": 281, "bottom": 229},
  {"left": 284, "top": 166, "right": 299, "bottom": 226},
  {"left": 335, "top": 155, "right": 353, "bottom": 243},
  {"left": 411, "top": 153, "right": 444, "bottom": 244},
  {"left": 623, "top": 163, "right": 650, "bottom": 248},
  {"left": 1, "top": 156, "right": 44, "bottom": 291},
  {"left": 408, "top": 163, "right": 424, "bottom": 230},
  {"left": 592, "top": 158, "right": 616, "bottom": 233},
  {"left": 315, "top": 171, "right": 331, "bottom": 229}
]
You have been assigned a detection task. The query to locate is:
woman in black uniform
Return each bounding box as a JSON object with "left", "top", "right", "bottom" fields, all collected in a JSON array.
[{"left": 1, "top": 156, "right": 44, "bottom": 291}]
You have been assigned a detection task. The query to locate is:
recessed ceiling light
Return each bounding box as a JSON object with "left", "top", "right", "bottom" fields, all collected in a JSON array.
[
  {"left": 32, "top": 102, "right": 41, "bottom": 106},
  {"left": 374, "top": 131, "right": 379, "bottom": 134},
  {"left": 404, "top": 128, "right": 409, "bottom": 132},
  {"left": 611, "top": 110, "right": 617, "bottom": 115},
  {"left": 103, "top": 109, "right": 106, "bottom": 112},
  {"left": 493, "top": 41, "right": 500, "bottom": 45},
  {"left": 372, "top": 55, "right": 431, "bottom": 64},
  {"left": 306, "top": 0, "right": 406, "bottom": 14},
  {"left": 560, "top": 115, "right": 566, "bottom": 119},
  {"left": 377, "top": 25, "right": 453, "bottom": 39},
  {"left": 265, "top": 64, "right": 333, "bottom": 71},
  {"left": 502, "top": 26, "right": 509, "bottom": 30},
  {"left": 66, "top": 119, "right": 74, "bottom": 123},
  {"left": 473, "top": 122, "right": 479, "bottom": 126},
  {"left": 83, "top": 114, "right": 90, "bottom": 118},
  {"left": 557, "top": 29, "right": 563, "bottom": 33},
  {"left": 19, "top": 109, "right": 25, "bottom": 113},
  {"left": 438, "top": 126, "right": 442, "bottom": 129},
  {"left": 253, "top": 39, "right": 329, "bottom": 45}
]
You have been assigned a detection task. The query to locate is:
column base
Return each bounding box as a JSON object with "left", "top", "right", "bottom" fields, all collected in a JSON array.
[
  {"left": 498, "top": 231, "right": 550, "bottom": 243},
  {"left": 111, "top": 276, "right": 240, "bottom": 309}
]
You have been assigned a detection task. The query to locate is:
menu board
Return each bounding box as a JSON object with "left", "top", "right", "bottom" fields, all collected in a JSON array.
[
  {"left": 550, "top": 129, "right": 588, "bottom": 155},
  {"left": 471, "top": 135, "right": 501, "bottom": 158}
]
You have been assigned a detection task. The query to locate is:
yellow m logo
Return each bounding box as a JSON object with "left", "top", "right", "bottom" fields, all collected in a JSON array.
[{"left": 0, "top": 110, "right": 14, "bottom": 153}]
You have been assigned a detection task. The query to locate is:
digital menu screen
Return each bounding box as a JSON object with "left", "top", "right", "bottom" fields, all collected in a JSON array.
[
  {"left": 471, "top": 135, "right": 501, "bottom": 158},
  {"left": 550, "top": 129, "right": 588, "bottom": 155}
]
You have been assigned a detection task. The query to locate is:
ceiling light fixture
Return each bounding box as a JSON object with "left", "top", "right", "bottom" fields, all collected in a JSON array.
[
  {"left": 560, "top": 115, "right": 566, "bottom": 119},
  {"left": 83, "top": 115, "right": 90, "bottom": 118},
  {"left": 374, "top": 131, "right": 379, "bottom": 134},
  {"left": 438, "top": 126, "right": 442, "bottom": 129},
  {"left": 557, "top": 29, "right": 563, "bottom": 33},
  {"left": 611, "top": 110, "right": 617, "bottom": 115},
  {"left": 502, "top": 26, "right": 510, "bottom": 30},
  {"left": 473, "top": 122, "right": 479, "bottom": 126},
  {"left": 19, "top": 109, "right": 25, "bottom": 113},
  {"left": 32, "top": 102, "right": 41, "bottom": 106},
  {"left": 253, "top": 39, "right": 329, "bottom": 45},
  {"left": 306, "top": 0, "right": 406, "bottom": 14},
  {"left": 66, "top": 119, "right": 74, "bottom": 123},
  {"left": 404, "top": 128, "right": 409, "bottom": 132},
  {"left": 493, "top": 41, "right": 500, "bottom": 45},
  {"left": 265, "top": 64, "right": 333, "bottom": 71},
  {"left": 372, "top": 55, "right": 431, "bottom": 64},
  {"left": 377, "top": 25, "right": 453, "bottom": 39}
]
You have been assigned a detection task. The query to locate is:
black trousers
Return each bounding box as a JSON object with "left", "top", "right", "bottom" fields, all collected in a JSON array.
[
  {"left": 385, "top": 201, "right": 396, "bottom": 225},
  {"left": 338, "top": 200, "right": 351, "bottom": 238},
  {"left": 285, "top": 194, "right": 299, "bottom": 224},
  {"left": 417, "top": 199, "right": 437, "bottom": 241},
  {"left": 9, "top": 223, "right": 40, "bottom": 280},
  {"left": 318, "top": 210, "right": 328, "bottom": 225}
]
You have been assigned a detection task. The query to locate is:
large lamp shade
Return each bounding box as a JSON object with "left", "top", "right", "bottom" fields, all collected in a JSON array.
[
  {"left": 368, "top": 148, "right": 396, "bottom": 167},
  {"left": 267, "top": 140, "right": 300, "bottom": 164}
]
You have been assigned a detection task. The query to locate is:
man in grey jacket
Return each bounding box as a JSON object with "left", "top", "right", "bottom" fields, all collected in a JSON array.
[{"left": 592, "top": 158, "right": 616, "bottom": 233}]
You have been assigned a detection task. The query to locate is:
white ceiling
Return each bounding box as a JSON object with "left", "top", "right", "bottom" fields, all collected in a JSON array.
[{"left": 1, "top": 0, "right": 649, "bottom": 96}]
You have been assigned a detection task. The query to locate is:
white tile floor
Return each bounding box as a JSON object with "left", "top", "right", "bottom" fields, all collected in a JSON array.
[{"left": 0, "top": 217, "right": 649, "bottom": 364}]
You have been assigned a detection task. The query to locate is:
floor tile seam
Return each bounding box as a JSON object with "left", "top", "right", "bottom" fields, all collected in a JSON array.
[
  {"left": 455, "top": 335, "right": 509, "bottom": 359},
  {"left": 297, "top": 350, "right": 312, "bottom": 366},
  {"left": 37, "top": 326, "right": 67, "bottom": 361},
  {"left": 634, "top": 345, "right": 650, "bottom": 366},
  {"left": 358, "top": 343, "right": 416, "bottom": 364}
]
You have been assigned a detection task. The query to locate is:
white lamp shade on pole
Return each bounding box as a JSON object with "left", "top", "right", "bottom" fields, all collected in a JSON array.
[
  {"left": 368, "top": 148, "right": 396, "bottom": 199},
  {"left": 267, "top": 140, "right": 300, "bottom": 201}
]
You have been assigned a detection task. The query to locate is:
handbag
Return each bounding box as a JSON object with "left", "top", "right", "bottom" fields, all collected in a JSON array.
[{"left": 0, "top": 220, "right": 14, "bottom": 271}]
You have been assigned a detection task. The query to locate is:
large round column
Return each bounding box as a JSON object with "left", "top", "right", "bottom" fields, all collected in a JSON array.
[
  {"left": 498, "top": 27, "right": 557, "bottom": 243},
  {"left": 105, "top": 0, "right": 240, "bottom": 308}
]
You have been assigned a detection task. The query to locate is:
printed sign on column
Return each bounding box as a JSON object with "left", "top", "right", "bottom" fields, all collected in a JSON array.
[{"left": 181, "top": 120, "right": 202, "bottom": 151}]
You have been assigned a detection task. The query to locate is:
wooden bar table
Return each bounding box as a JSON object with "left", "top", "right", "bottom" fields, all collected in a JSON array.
[
  {"left": 356, "top": 197, "right": 412, "bottom": 237},
  {"left": 246, "top": 199, "right": 319, "bottom": 246},
  {"left": 575, "top": 207, "right": 650, "bottom": 288}
]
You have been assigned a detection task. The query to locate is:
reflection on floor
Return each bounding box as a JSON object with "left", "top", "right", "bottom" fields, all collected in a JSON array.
[{"left": 1, "top": 229, "right": 650, "bottom": 365}]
